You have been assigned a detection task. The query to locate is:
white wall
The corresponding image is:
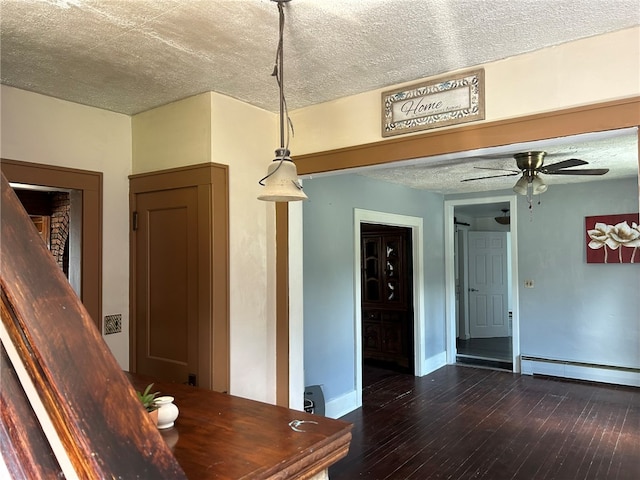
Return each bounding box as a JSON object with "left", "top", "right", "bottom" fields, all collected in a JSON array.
[{"left": 0, "top": 85, "right": 132, "bottom": 368}]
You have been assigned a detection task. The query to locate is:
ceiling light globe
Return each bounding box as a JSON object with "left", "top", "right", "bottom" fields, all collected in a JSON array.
[
  {"left": 258, "top": 157, "right": 308, "bottom": 202},
  {"left": 531, "top": 176, "right": 548, "bottom": 194},
  {"left": 513, "top": 176, "right": 529, "bottom": 195}
]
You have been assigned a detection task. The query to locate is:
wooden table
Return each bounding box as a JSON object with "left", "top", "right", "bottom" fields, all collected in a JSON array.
[{"left": 127, "top": 374, "right": 352, "bottom": 479}]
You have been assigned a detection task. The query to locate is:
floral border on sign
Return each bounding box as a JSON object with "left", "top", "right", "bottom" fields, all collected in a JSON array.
[
  {"left": 381, "top": 69, "right": 484, "bottom": 137},
  {"left": 586, "top": 213, "right": 640, "bottom": 264}
]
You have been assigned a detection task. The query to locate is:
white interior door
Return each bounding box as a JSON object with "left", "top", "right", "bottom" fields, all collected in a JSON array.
[{"left": 468, "top": 231, "right": 509, "bottom": 338}]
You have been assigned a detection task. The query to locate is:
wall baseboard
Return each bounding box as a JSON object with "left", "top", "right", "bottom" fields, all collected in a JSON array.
[
  {"left": 326, "top": 352, "right": 449, "bottom": 419},
  {"left": 325, "top": 390, "right": 358, "bottom": 419},
  {"left": 421, "top": 351, "right": 447, "bottom": 377},
  {"left": 521, "top": 356, "right": 640, "bottom": 387}
]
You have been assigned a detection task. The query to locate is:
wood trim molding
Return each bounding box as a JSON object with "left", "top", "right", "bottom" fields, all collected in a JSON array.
[
  {"left": 275, "top": 203, "right": 290, "bottom": 407},
  {"left": 0, "top": 159, "right": 103, "bottom": 330},
  {"left": 294, "top": 97, "right": 640, "bottom": 175},
  {"left": 129, "top": 163, "right": 230, "bottom": 392}
]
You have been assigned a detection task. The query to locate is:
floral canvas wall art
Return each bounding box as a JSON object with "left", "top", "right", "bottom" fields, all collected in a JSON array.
[{"left": 586, "top": 213, "right": 640, "bottom": 264}]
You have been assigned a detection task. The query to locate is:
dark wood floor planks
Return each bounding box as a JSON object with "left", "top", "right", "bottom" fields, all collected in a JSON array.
[
  {"left": 329, "top": 365, "right": 640, "bottom": 480},
  {"left": 456, "top": 336, "right": 513, "bottom": 361}
]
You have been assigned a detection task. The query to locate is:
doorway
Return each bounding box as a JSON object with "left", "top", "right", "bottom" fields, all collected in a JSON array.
[
  {"left": 361, "top": 223, "right": 414, "bottom": 377},
  {"left": 353, "top": 209, "right": 425, "bottom": 407},
  {"left": 12, "top": 187, "right": 82, "bottom": 296},
  {"left": 1, "top": 159, "right": 102, "bottom": 329},
  {"left": 445, "top": 195, "right": 520, "bottom": 372}
]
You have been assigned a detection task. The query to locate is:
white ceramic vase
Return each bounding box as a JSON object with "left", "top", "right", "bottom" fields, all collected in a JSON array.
[{"left": 155, "top": 396, "right": 179, "bottom": 429}]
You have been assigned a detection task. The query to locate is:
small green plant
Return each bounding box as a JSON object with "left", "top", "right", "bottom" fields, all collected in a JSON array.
[{"left": 137, "top": 383, "right": 159, "bottom": 412}]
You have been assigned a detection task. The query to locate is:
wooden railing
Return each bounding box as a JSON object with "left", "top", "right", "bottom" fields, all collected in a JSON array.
[{"left": 0, "top": 172, "right": 186, "bottom": 478}]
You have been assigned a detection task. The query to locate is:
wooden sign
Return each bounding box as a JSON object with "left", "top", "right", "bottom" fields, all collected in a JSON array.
[{"left": 382, "top": 69, "right": 484, "bottom": 137}]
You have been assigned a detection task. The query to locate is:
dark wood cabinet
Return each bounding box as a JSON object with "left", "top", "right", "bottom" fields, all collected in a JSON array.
[{"left": 361, "top": 224, "right": 413, "bottom": 372}]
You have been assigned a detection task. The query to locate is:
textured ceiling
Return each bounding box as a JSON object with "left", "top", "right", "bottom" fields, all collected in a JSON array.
[
  {"left": 1, "top": 0, "right": 639, "bottom": 115},
  {"left": 355, "top": 128, "right": 639, "bottom": 194},
  {"left": 1, "top": 0, "right": 638, "bottom": 195}
]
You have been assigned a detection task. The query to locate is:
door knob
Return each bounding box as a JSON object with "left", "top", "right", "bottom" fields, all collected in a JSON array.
[{"left": 468, "top": 288, "right": 479, "bottom": 292}]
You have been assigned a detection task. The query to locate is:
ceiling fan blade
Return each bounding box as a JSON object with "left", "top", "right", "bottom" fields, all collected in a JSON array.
[
  {"left": 540, "top": 158, "right": 588, "bottom": 172},
  {"left": 544, "top": 168, "right": 609, "bottom": 176},
  {"left": 473, "top": 166, "right": 521, "bottom": 173},
  {"left": 461, "top": 173, "right": 520, "bottom": 182}
]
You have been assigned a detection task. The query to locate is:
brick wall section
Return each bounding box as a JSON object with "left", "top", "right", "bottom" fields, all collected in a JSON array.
[{"left": 50, "top": 192, "right": 70, "bottom": 270}]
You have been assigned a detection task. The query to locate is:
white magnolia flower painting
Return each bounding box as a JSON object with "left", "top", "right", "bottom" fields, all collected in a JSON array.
[{"left": 586, "top": 213, "right": 640, "bottom": 264}]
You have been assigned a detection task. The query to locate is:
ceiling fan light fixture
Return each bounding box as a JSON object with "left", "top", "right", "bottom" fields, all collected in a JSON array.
[
  {"left": 531, "top": 175, "right": 548, "bottom": 194},
  {"left": 514, "top": 151, "right": 546, "bottom": 170},
  {"left": 258, "top": 0, "right": 307, "bottom": 202},
  {"left": 513, "top": 176, "right": 529, "bottom": 195}
]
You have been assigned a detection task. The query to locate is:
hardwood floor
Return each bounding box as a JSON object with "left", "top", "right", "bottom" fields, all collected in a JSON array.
[
  {"left": 456, "top": 336, "right": 513, "bottom": 370},
  {"left": 329, "top": 365, "right": 640, "bottom": 479},
  {"left": 456, "top": 336, "right": 512, "bottom": 361}
]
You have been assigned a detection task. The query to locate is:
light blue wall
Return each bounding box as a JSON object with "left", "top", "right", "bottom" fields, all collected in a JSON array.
[
  {"left": 303, "top": 174, "right": 445, "bottom": 404},
  {"left": 303, "top": 174, "right": 639, "bottom": 410},
  {"left": 517, "top": 177, "right": 640, "bottom": 368}
]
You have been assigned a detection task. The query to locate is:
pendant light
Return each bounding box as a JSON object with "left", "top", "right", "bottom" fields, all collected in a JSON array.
[
  {"left": 258, "top": 0, "right": 308, "bottom": 202},
  {"left": 494, "top": 209, "right": 510, "bottom": 225}
]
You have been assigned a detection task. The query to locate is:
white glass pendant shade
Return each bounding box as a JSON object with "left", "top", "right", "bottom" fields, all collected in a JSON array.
[
  {"left": 513, "top": 176, "right": 529, "bottom": 195},
  {"left": 257, "top": 156, "right": 308, "bottom": 202},
  {"left": 531, "top": 175, "right": 548, "bottom": 194}
]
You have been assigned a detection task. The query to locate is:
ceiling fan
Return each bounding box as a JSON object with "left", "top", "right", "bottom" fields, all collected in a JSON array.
[{"left": 461, "top": 151, "right": 609, "bottom": 195}]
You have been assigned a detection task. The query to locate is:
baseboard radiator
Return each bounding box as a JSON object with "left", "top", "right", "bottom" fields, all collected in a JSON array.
[{"left": 521, "top": 356, "right": 640, "bottom": 388}]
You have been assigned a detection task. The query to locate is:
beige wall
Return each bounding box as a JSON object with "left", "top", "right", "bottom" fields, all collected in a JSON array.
[
  {"left": 290, "top": 26, "right": 640, "bottom": 154},
  {"left": 132, "top": 92, "right": 279, "bottom": 403},
  {"left": 209, "top": 93, "right": 278, "bottom": 403},
  {"left": 0, "top": 85, "right": 132, "bottom": 368},
  {"left": 132, "top": 93, "right": 212, "bottom": 173}
]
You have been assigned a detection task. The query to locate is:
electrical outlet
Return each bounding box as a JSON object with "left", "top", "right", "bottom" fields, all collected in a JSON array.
[
  {"left": 104, "top": 314, "right": 122, "bottom": 335},
  {"left": 524, "top": 280, "right": 534, "bottom": 288}
]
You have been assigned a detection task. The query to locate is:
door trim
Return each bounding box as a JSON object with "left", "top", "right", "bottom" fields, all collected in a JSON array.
[
  {"left": 1, "top": 158, "right": 103, "bottom": 329},
  {"left": 354, "top": 208, "right": 424, "bottom": 408},
  {"left": 129, "top": 163, "right": 229, "bottom": 392},
  {"left": 275, "top": 203, "right": 289, "bottom": 407},
  {"left": 444, "top": 195, "right": 520, "bottom": 371}
]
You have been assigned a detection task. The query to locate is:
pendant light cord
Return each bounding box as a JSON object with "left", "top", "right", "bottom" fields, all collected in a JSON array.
[
  {"left": 274, "top": 0, "right": 292, "bottom": 152},
  {"left": 259, "top": 0, "right": 299, "bottom": 188}
]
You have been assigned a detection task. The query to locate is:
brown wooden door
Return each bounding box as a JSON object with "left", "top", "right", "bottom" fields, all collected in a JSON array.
[
  {"left": 134, "top": 186, "right": 200, "bottom": 385},
  {"left": 130, "top": 163, "right": 230, "bottom": 393},
  {"left": 361, "top": 224, "right": 414, "bottom": 373}
]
